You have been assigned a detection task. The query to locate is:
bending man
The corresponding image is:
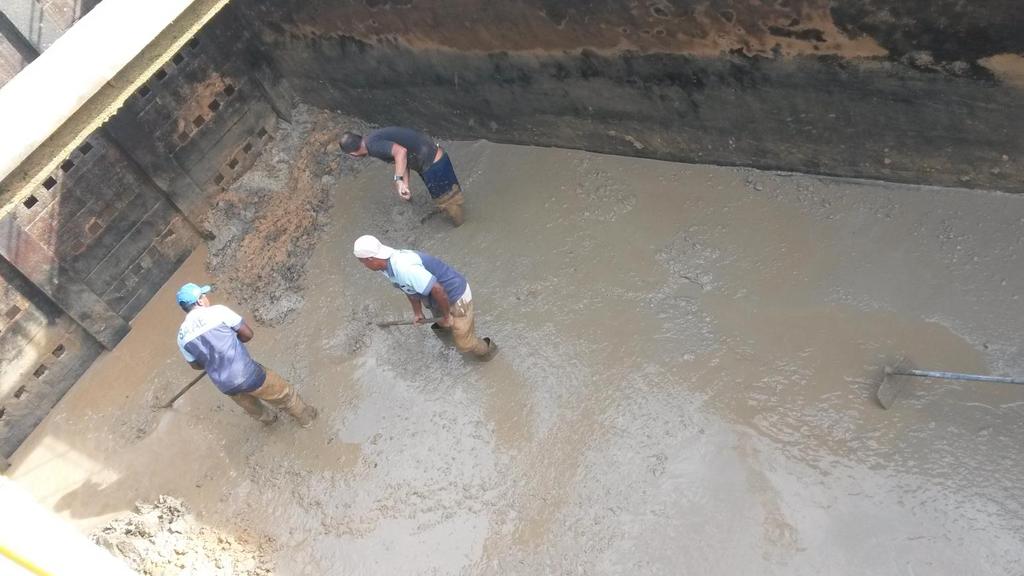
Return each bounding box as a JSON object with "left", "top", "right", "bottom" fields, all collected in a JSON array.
[
  {"left": 340, "top": 127, "right": 466, "bottom": 226},
  {"left": 353, "top": 235, "right": 497, "bottom": 360},
  {"left": 176, "top": 283, "right": 317, "bottom": 427}
]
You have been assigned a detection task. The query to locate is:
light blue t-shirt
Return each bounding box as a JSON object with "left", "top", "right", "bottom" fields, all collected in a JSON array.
[
  {"left": 383, "top": 250, "right": 468, "bottom": 309},
  {"left": 177, "top": 305, "right": 265, "bottom": 395}
]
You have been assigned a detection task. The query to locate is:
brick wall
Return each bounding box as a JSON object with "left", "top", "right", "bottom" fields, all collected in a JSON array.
[
  {"left": 0, "top": 4, "right": 292, "bottom": 457},
  {"left": 105, "top": 10, "right": 285, "bottom": 225},
  {"left": 0, "top": 259, "right": 103, "bottom": 457}
]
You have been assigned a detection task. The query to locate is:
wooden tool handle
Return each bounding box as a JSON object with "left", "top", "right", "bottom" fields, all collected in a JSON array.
[
  {"left": 159, "top": 371, "right": 207, "bottom": 409},
  {"left": 375, "top": 316, "right": 445, "bottom": 328}
]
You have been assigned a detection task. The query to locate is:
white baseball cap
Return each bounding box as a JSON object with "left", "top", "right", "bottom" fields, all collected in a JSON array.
[{"left": 353, "top": 235, "right": 395, "bottom": 259}]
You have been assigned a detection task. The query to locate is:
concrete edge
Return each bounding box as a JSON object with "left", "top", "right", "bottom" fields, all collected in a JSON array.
[{"left": 0, "top": 0, "right": 230, "bottom": 218}]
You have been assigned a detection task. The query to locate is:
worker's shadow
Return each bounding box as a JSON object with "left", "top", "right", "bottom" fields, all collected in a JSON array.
[{"left": 53, "top": 478, "right": 130, "bottom": 520}]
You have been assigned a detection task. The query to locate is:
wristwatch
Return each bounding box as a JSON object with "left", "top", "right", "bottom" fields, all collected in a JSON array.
[{"left": 393, "top": 175, "right": 404, "bottom": 182}]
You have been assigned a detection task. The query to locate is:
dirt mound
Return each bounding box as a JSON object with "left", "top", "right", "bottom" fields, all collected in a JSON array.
[
  {"left": 92, "top": 495, "right": 275, "bottom": 575},
  {"left": 204, "top": 104, "right": 371, "bottom": 325}
]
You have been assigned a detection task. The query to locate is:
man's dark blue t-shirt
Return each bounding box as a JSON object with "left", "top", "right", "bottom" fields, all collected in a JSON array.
[{"left": 365, "top": 127, "right": 438, "bottom": 173}]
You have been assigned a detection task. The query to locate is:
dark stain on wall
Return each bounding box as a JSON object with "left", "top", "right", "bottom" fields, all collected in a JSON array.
[
  {"left": 538, "top": 0, "right": 625, "bottom": 28},
  {"left": 241, "top": 0, "right": 1024, "bottom": 193},
  {"left": 246, "top": 0, "right": 889, "bottom": 56},
  {"left": 830, "top": 0, "right": 1024, "bottom": 61}
]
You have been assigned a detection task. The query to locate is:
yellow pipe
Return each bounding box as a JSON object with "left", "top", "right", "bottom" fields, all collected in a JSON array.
[{"left": 0, "top": 543, "right": 51, "bottom": 576}]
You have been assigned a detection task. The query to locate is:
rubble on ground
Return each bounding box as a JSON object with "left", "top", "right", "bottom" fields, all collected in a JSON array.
[
  {"left": 91, "top": 495, "right": 275, "bottom": 575},
  {"left": 203, "top": 104, "right": 372, "bottom": 325}
]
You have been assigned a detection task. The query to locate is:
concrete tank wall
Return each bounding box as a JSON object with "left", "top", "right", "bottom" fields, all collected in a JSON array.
[{"left": 241, "top": 0, "right": 1024, "bottom": 193}]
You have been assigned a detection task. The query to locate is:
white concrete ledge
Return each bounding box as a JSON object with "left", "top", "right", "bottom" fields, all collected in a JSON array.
[
  {"left": 0, "top": 476, "right": 135, "bottom": 574},
  {"left": 0, "top": 0, "right": 228, "bottom": 215},
  {"left": 0, "top": 0, "right": 196, "bottom": 182}
]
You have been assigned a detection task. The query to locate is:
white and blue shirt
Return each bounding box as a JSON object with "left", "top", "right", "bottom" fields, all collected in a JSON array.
[
  {"left": 177, "top": 305, "right": 265, "bottom": 395},
  {"left": 383, "top": 250, "right": 469, "bottom": 310}
]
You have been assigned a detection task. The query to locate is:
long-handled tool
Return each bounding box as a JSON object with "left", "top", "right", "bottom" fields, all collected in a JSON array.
[
  {"left": 374, "top": 316, "right": 445, "bottom": 328},
  {"left": 157, "top": 371, "right": 207, "bottom": 410},
  {"left": 876, "top": 365, "right": 1024, "bottom": 409}
]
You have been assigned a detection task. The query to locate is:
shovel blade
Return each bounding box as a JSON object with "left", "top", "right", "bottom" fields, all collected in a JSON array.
[{"left": 876, "top": 368, "right": 904, "bottom": 409}]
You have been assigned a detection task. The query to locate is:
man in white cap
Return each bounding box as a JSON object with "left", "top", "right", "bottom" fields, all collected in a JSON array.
[
  {"left": 353, "top": 236, "right": 497, "bottom": 360},
  {"left": 175, "top": 282, "right": 318, "bottom": 427}
]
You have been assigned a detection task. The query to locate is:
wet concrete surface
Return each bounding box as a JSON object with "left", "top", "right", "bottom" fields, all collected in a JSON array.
[{"left": 9, "top": 139, "right": 1024, "bottom": 575}]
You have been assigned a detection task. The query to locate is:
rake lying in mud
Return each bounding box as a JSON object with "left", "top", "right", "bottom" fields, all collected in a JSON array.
[
  {"left": 875, "top": 363, "right": 1024, "bottom": 409},
  {"left": 373, "top": 316, "right": 445, "bottom": 328}
]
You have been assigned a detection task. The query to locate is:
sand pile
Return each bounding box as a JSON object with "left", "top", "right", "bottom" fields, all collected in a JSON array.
[
  {"left": 91, "top": 496, "right": 275, "bottom": 575},
  {"left": 204, "top": 104, "right": 371, "bottom": 325}
]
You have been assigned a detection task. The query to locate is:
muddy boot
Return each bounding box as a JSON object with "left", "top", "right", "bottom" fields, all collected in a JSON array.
[
  {"left": 232, "top": 393, "right": 277, "bottom": 424},
  {"left": 272, "top": 383, "right": 317, "bottom": 428},
  {"left": 431, "top": 322, "right": 454, "bottom": 345},
  {"left": 445, "top": 203, "right": 465, "bottom": 227},
  {"left": 476, "top": 337, "right": 499, "bottom": 362},
  {"left": 296, "top": 405, "right": 318, "bottom": 429}
]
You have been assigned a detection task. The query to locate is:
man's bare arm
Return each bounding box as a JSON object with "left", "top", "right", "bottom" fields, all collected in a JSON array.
[
  {"left": 407, "top": 294, "right": 425, "bottom": 323},
  {"left": 429, "top": 283, "right": 451, "bottom": 323},
  {"left": 391, "top": 143, "right": 411, "bottom": 199},
  {"left": 391, "top": 143, "right": 408, "bottom": 177}
]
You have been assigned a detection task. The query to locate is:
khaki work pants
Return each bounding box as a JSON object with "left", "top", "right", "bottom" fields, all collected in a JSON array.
[
  {"left": 434, "top": 186, "right": 465, "bottom": 227},
  {"left": 434, "top": 298, "right": 489, "bottom": 357},
  {"left": 230, "top": 367, "right": 316, "bottom": 426}
]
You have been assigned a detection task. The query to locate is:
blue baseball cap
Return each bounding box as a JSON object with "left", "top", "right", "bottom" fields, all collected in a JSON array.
[{"left": 176, "top": 283, "right": 212, "bottom": 306}]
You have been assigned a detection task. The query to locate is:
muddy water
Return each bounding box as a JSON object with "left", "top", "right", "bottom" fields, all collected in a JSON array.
[{"left": 10, "top": 140, "right": 1024, "bottom": 575}]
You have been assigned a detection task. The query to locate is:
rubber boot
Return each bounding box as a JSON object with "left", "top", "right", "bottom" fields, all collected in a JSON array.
[
  {"left": 296, "top": 405, "right": 318, "bottom": 429},
  {"left": 274, "top": 383, "right": 318, "bottom": 428},
  {"left": 431, "top": 322, "right": 454, "bottom": 345},
  {"left": 232, "top": 393, "right": 278, "bottom": 425},
  {"left": 476, "top": 337, "right": 499, "bottom": 362},
  {"left": 445, "top": 203, "right": 464, "bottom": 227}
]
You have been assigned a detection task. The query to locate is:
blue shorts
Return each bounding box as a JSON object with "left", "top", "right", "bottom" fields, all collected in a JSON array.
[{"left": 420, "top": 152, "right": 460, "bottom": 200}]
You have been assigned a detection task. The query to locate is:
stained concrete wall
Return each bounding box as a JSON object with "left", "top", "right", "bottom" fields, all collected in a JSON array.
[
  {"left": 0, "top": 10, "right": 37, "bottom": 87},
  {"left": 0, "top": 4, "right": 290, "bottom": 458},
  {"left": 105, "top": 7, "right": 287, "bottom": 229},
  {"left": 0, "top": 0, "right": 104, "bottom": 88},
  {"left": 0, "top": 129, "right": 200, "bottom": 457},
  {"left": 241, "top": 0, "right": 1024, "bottom": 194},
  {"left": 0, "top": 257, "right": 104, "bottom": 462}
]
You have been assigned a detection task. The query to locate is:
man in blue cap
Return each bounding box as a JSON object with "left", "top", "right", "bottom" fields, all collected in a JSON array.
[{"left": 175, "top": 283, "right": 317, "bottom": 427}]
